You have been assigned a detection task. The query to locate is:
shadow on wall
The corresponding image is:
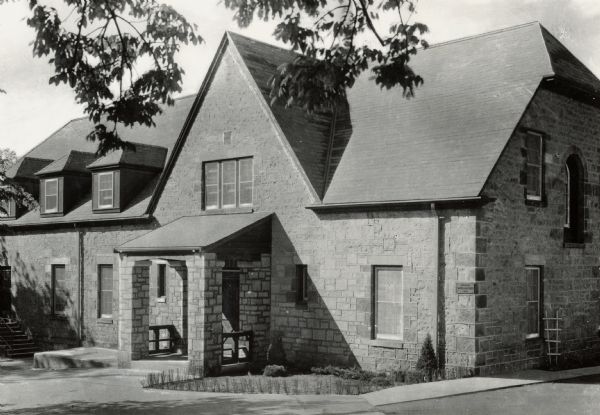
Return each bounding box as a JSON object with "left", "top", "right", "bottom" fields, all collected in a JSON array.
[
  {"left": 271, "top": 215, "right": 360, "bottom": 369},
  {"left": 0, "top": 235, "right": 79, "bottom": 350}
]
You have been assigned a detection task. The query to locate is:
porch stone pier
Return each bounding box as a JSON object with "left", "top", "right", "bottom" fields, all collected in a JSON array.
[
  {"left": 118, "top": 258, "right": 151, "bottom": 361},
  {"left": 188, "top": 252, "right": 223, "bottom": 373}
]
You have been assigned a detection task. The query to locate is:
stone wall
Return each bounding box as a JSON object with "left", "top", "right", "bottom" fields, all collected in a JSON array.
[
  {"left": 0, "top": 224, "right": 153, "bottom": 350},
  {"left": 149, "top": 261, "right": 187, "bottom": 353},
  {"left": 478, "top": 86, "right": 600, "bottom": 374}
]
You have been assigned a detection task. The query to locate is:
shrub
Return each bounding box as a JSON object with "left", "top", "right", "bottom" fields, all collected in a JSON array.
[
  {"left": 267, "top": 335, "right": 287, "bottom": 366},
  {"left": 416, "top": 333, "right": 438, "bottom": 382},
  {"left": 310, "top": 365, "right": 376, "bottom": 381},
  {"left": 263, "top": 364, "right": 288, "bottom": 377}
]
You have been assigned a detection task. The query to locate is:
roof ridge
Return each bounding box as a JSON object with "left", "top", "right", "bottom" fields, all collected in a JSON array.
[
  {"left": 427, "top": 21, "right": 541, "bottom": 49},
  {"left": 19, "top": 94, "right": 197, "bottom": 159}
]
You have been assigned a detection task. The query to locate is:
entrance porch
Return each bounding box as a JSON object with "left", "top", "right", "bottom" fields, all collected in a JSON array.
[{"left": 115, "top": 212, "right": 272, "bottom": 374}]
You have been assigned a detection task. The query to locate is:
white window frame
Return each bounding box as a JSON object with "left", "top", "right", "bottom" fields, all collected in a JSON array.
[
  {"left": 44, "top": 178, "right": 59, "bottom": 213},
  {"left": 526, "top": 132, "right": 543, "bottom": 201},
  {"left": 220, "top": 160, "right": 237, "bottom": 209},
  {"left": 238, "top": 158, "right": 254, "bottom": 207},
  {"left": 373, "top": 266, "right": 404, "bottom": 341},
  {"left": 98, "top": 264, "right": 113, "bottom": 318},
  {"left": 204, "top": 158, "right": 253, "bottom": 210},
  {"left": 525, "top": 266, "right": 541, "bottom": 339},
  {"left": 97, "top": 171, "right": 114, "bottom": 209}
]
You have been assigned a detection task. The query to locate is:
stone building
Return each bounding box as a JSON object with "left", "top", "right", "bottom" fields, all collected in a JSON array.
[{"left": 2, "top": 22, "right": 600, "bottom": 375}]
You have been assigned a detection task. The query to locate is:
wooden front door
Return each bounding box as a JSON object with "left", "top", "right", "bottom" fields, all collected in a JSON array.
[
  {"left": 0, "top": 266, "right": 11, "bottom": 317},
  {"left": 222, "top": 272, "right": 240, "bottom": 332}
]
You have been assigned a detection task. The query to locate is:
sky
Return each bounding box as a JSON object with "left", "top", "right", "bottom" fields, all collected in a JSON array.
[{"left": 1, "top": 0, "right": 600, "bottom": 156}]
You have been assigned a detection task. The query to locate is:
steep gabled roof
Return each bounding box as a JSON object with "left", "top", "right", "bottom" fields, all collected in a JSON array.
[
  {"left": 87, "top": 143, "right": 168, "bottom": 170},
  {"left": 35, "top": 151, "right": 96, "bottom": 176},
  {"left": 23, "top": 95, "right": 195, "bottom": 161},
  {"left": 320, "top": 22, "right": 600, "bottom": 205},
  {"left": 228, "top": 33, "right": 335, "bottom": 197}
]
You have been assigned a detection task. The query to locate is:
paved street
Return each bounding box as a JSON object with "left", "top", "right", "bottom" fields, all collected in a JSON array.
[
  {"left": 3, "top": 358, "right": 600, "bottom": 415},
  {"left": 380, "top": 374, "right": 600, "bottom": 415},
  {"left": 0, "top": 359, "right": 380, "bottom": 415}
]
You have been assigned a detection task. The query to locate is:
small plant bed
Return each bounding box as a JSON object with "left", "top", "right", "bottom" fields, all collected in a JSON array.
[{"left": 142, "top": 364, "right": 432, "bottom": 395}]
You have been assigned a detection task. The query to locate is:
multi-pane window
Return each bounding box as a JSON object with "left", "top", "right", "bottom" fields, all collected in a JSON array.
[
  {"left": 45, "top": 178, "right": 59, "bottom": 213},
  {"left": 98, "top": 172, "right": 114, "bottom": 209},
  {"left": 525, "top": 266, "right": 541, "bottom": 338},
  {"left": 372, "top": 266, "right": 403, "bottom": 340},
  {"left": 204, "top": 158, "right": 253, "bottom": 210},
  {"left": 526, "top": 132, "right": 543, "bottom": 201},
  {"left": 157, "top": 264, "right": 166, "bottom": 298},
  {"left": 296, "top": 265, "right": 308, "bottom": 304},
  {"left": 98, "top": 265, "right": 113, "bottom": 318},
  {"left": 51, "top": 264, "right": 66, "bottom": 315},
  {"left": 564, "top": 154, "right": 584, "bottom": 244}
]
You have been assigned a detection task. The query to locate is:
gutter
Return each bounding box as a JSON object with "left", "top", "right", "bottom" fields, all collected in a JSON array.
[
  {"left": 306, "top": 196, "right": 487, "bottom": 212},
  {"left": 115, "top": 246, "right": 200, "bottom": 254},
  {"left": 2, "top": 214, "right": 152, "bottom": 230}
]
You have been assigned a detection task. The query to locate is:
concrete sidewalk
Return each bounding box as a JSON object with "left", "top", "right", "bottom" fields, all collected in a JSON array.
[{"left": 364, "top": 365, "right": 600, "bottom": 407}]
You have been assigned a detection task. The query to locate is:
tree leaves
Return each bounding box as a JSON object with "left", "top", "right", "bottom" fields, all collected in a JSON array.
[
  {"left": 24, "top": 0, "right": 202, "bottom": 155},
  {"left": 225, "top": 0, "right": 428, "bottom": 113}
]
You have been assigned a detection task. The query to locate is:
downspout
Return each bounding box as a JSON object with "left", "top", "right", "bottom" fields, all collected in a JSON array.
[
  {"left": 77, "top": 226, "right": 84, "bottom": 346},
  {"left": 430, "top": 203, "right": 440, "bottom": 357}
]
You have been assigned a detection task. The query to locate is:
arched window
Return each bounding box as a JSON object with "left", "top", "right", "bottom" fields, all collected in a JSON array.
[{"left": 564, "top": 154, "right": 585, "bottom": 244}]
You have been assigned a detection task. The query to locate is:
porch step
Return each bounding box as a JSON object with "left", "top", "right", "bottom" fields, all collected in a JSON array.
[
  {"left": 33, "top": 347, "right": 119, "bottom": 370},
  {"left": 0, "top": 318, "right": 39, "bottom": 358}
]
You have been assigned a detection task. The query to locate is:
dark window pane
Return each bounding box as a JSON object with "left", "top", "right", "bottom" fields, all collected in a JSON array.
[
  {"left": 53, "top": 265, "right": 66, "bottom": 314},
  {"left": 158, "top": 264, "right": 166, "bottom": 298},
  {"left": 526, "top": 134, "right": 541, "bottom": 165},
  {"left": 527, "top": 165, "right": 541, "bottom": 197}
]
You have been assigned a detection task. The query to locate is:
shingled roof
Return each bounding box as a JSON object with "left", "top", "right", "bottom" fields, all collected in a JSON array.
[
  {"left": 228, "top": 33, "right": 335, "bottom": 197},
  {"left": 35, "top": 151, "right": 96, "bottom": 176},
  {"left": 7, "top": 96, "right": 195, "bottom": 226},
  {"left": 319, "top": 22, "right": 600, "bottom": 205},
  {"left": 86, "top": 143, "right": 168, "bottom": 170}
]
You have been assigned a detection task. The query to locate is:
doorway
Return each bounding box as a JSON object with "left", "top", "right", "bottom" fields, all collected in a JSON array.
[{"left": 0, "top": 266, "right": 12, "bottom": 317}]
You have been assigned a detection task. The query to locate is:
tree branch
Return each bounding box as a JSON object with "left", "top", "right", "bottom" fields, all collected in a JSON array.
[{"left": 357, "top": 0, "right": 385, "bottom": 46}]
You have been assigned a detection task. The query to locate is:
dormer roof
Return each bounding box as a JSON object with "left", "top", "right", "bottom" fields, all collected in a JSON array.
[
  {"left": 86, "top": 143, "right": 168, "bottom": 171},
  {"left": 5, "top": 157, "right": 53, "bottom": 180},
  {"left": 35, "top": 151, "right": 96, "bottom": 176}
]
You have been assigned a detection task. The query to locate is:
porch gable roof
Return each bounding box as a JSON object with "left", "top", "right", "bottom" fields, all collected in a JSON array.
[{"left": 116, "top": 211, "right": 272, "bottom": 253}]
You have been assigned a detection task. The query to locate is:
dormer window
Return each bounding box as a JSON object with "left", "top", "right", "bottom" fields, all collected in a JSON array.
[
  {"left": 98, "top": 172, "right": 114, "bottom": 209},
  {"left": 92, "top": 171, "right": 119, "bottom": 212},
  {"left": 43, "top": 178, "right": 60, "bottom": 214}
]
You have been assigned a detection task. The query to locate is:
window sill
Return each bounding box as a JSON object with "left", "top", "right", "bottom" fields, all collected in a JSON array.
[
  {"left": 41, "top": 212, "right": 64, "bottom": 218},
  {"left": 202, "top": 207, "right": 254, "bottom": 216},
  {"left": 93, "top": 207, "right": 121, "bottom": 214},
  {"left": 564, "top": 242, "right": 585, "bottom": 249},
  {"left": 97, "top": 318, "right": 113, "bottom": 324},
  {"left": 295, "top": 302, "right": 308, "bottom": 310},
  {"left": 157, "top": 297, "right": 166, "bottom": 303},
  {"left": 525, "top": 334, "right": 541, "bottom": 341},
  {"left": 51, "top": 313, "right": 68, "bottom": 321},
  {"left": 369, "top": 338, "right": 405, "bottom": 348}
]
